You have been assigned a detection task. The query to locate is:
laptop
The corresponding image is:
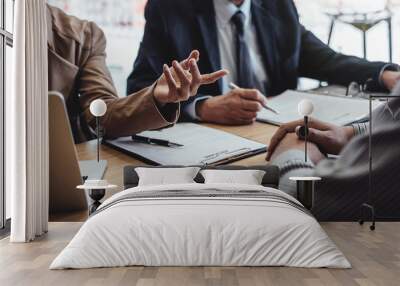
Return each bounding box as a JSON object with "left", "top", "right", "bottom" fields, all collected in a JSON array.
[{"left": 49, "top": 91, "right": 107, "bottom": 214}]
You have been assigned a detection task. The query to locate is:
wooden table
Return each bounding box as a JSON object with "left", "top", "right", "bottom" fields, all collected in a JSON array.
[
  {"left": 58, "top": 86, "right": 349, "bottom": 222},
  {"left": 75, "top": 84, "right": 353, "bottom": 190},
  {"left": 51, "top": 121, "right": 277, "bottom": 222},
  {"left": 76, "top": 122, "right": 278, "bottom": 198}
]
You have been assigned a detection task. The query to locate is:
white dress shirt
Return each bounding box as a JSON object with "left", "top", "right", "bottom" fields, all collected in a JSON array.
[{"left": 185, "top": 0, "right": 268, "bottom": 120}]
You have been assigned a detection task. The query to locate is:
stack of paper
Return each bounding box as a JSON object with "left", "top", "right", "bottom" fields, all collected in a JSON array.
[{"left": 258, "top": 90, "right": 382, "bottom": 126}]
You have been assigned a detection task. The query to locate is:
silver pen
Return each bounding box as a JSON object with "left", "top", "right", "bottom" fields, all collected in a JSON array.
[{"left": 229, "top": 82, "right": 280, "bottom": 115}]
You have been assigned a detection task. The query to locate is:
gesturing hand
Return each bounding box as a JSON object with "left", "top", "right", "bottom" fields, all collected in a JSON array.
[
  {"left": 266, "top": 118, "right": 355, "bottom": 161},
  {"left": 197, "top": 88, "right": 266, "bottom": 125},
  {"left": 154, "top": 50, "right": 228, "bottom": 105}
]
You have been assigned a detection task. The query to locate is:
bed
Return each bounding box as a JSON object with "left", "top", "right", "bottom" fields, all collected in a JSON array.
[{"left": 50, "top": 165, "right": 350, "bottom": 269}]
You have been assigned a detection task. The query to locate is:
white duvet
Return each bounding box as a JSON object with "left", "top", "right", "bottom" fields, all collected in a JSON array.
[{"left": 50, "top": 183, "right": 350, "bottom": 269}]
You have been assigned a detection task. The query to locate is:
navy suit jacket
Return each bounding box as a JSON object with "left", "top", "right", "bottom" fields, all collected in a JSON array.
[{"left": 127, "top": 0, "right": 389, "bottom": 121}]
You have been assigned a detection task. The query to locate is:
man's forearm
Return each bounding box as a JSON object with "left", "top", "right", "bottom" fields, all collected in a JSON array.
[
  {"left": 100, "top": 83, "right": 179, "bottom": 138},
  {"left": 299, "top": 26, "right": 399, "bottom": 89}
]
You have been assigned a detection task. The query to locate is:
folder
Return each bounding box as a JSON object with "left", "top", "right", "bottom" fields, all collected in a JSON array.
[
  {"left": 104, "top": 123, "right": 266, "bottom": 166},
  {"left": 257, "top": 90, "right": 382, "bottom": 126}
]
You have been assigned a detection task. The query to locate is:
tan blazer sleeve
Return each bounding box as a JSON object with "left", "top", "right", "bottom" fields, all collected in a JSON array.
[{"left": 78, "top": 22, "right": 179, "bottom": 138}]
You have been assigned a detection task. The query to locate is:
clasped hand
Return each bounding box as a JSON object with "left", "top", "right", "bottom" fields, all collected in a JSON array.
[{"left": 266, "top": 118, "right": 356, "bottom": 163}]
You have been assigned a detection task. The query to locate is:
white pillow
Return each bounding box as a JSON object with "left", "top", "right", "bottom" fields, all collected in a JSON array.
[
  {"left": 200, "top": 169, "right": 266, "bottom": 185},
  {"left": 136, "top": 167, "right": 201, "bottom": 186}
]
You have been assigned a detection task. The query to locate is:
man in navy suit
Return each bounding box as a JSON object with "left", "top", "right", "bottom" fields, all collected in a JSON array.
[{"left": 127, "top": 0, "right": 400, "bottom": 124}]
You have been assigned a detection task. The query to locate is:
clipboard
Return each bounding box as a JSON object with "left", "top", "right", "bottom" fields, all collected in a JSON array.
[{"left": 104, "top": 123, "right": 267, "bottom": 166}]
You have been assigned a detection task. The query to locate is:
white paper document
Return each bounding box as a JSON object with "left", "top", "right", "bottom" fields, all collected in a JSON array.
[
  {"left": 257, "top": 90, "right": 382, "bottom": 126},
  {"left": 105, "top": 123, "right": 266, "bottom": 166}
]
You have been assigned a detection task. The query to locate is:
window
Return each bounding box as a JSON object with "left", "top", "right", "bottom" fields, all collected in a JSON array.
[{"left": 0, "top": 0, "right": 13, "bottom": 232}]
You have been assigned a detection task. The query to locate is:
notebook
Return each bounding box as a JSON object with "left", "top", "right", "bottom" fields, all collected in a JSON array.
[
  {"left": 104, "top": 123, "right": 266, "bottom": 166},
  {"left": 257, "top": 90, "right": 382, "bottom": 126}
]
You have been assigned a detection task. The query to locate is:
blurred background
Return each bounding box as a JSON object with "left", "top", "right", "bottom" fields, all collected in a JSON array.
[{"left": 47, "top": 0, "right": 400, "bottom": 93}]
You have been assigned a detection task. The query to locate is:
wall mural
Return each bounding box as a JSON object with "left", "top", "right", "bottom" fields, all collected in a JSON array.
[{"left": 47, "top": 0, "right": 399, "bottom": 93}]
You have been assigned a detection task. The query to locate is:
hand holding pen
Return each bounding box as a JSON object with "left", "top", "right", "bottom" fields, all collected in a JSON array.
[
  {"left": 196, "top": 82, "right": 278, "bottom": 125},
  {"left": 229, "top": 83, "right": 279, "bottom": 115}
]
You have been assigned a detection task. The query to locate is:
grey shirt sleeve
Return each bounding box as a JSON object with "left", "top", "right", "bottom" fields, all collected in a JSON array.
[{"left": 270, "top": 150, "right": 315, "bottom": 197}]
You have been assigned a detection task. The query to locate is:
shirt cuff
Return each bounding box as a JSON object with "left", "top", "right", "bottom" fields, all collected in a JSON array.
[
  {"left": 379, "top": 63, "right": 400, "bottom": 89},
  {"left": 351, "top": 122, "right": 369, "bottom": 136},
  {"left": 182, "top": 95, "right": 212, "bottom": 121},
  {"left": 157, "top": 102, "right": 180, "bottom": 122}
]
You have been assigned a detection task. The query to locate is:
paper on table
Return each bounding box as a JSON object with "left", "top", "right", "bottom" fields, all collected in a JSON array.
[
  {"left": 257, "top": 90, "right": 382, "bottom": 126},
  {"left": 104, "top": 123, "right": 266, "bottom": 166}
]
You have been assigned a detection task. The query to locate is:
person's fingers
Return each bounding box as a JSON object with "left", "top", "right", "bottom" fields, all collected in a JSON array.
[
  {"left": 172, "top": 60, "right": 191, "bottom": 98},
  {"left": 307, "top": 118, "right": 335, "bottom": 131},
  {"left": 266, "top": 117, "right": 335, "bottom": 161},
  {"left": 163, "top": 64, "right": 177, "bottom": 98},
  {"left": 189, "top": 59, "right": 201, "bottom": 94},
  {"left": 274, "top": 118, "right": 332, "bottom": 135},
  {"left": 295, "top": 126, "right": 304, "bottom": 138},
  {"left": 239, "top": 98, "right": 263, "bottom": 112},
  {"left": 180, "top": 50, "right": 200, "bottom": 69},
  {"left": 296, "top": 127, "right": 332, "bottom": 153},
  {"left": 266, "top": 126, "right": 291, "bottom": 161},
  {"left": 201, "top": 69, "right": 229, "bottom": 84},
  {"left": 189, "top": 50, "right": 200, "bottom": 62},
  {"left": 237, "top": 109, "right": 258, "bottom": 120},
  {"left": 279, "top": 119, "right": 307, "bottom": 134},
  {"left": 304, "top": 128, "right": 328, "bottom": 146},
  {"left": 266, "top": 117, "right": 337, "bottom": 161},
  {"left": 237, "top": 89, "right": 267, "bottom": 105}
]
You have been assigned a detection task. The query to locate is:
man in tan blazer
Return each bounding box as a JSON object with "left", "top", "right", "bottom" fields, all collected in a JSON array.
[{"left": 47, "top": 4, "right": 227, "bottom": 143}]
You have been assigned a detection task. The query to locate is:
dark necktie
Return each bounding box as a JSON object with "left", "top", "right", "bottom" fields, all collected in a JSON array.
[{"left": 231, "top": 11, "right": 256, "bottom": 90}]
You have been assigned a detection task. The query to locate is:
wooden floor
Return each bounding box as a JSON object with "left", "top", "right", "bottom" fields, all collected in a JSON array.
[{"left": 1, "top": 222, "right": 400, "bottom": 286}]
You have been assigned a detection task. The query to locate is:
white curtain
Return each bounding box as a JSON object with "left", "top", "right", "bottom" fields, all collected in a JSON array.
[{"left": 7, "top": 0, "right": 49, "bottom": 242}]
